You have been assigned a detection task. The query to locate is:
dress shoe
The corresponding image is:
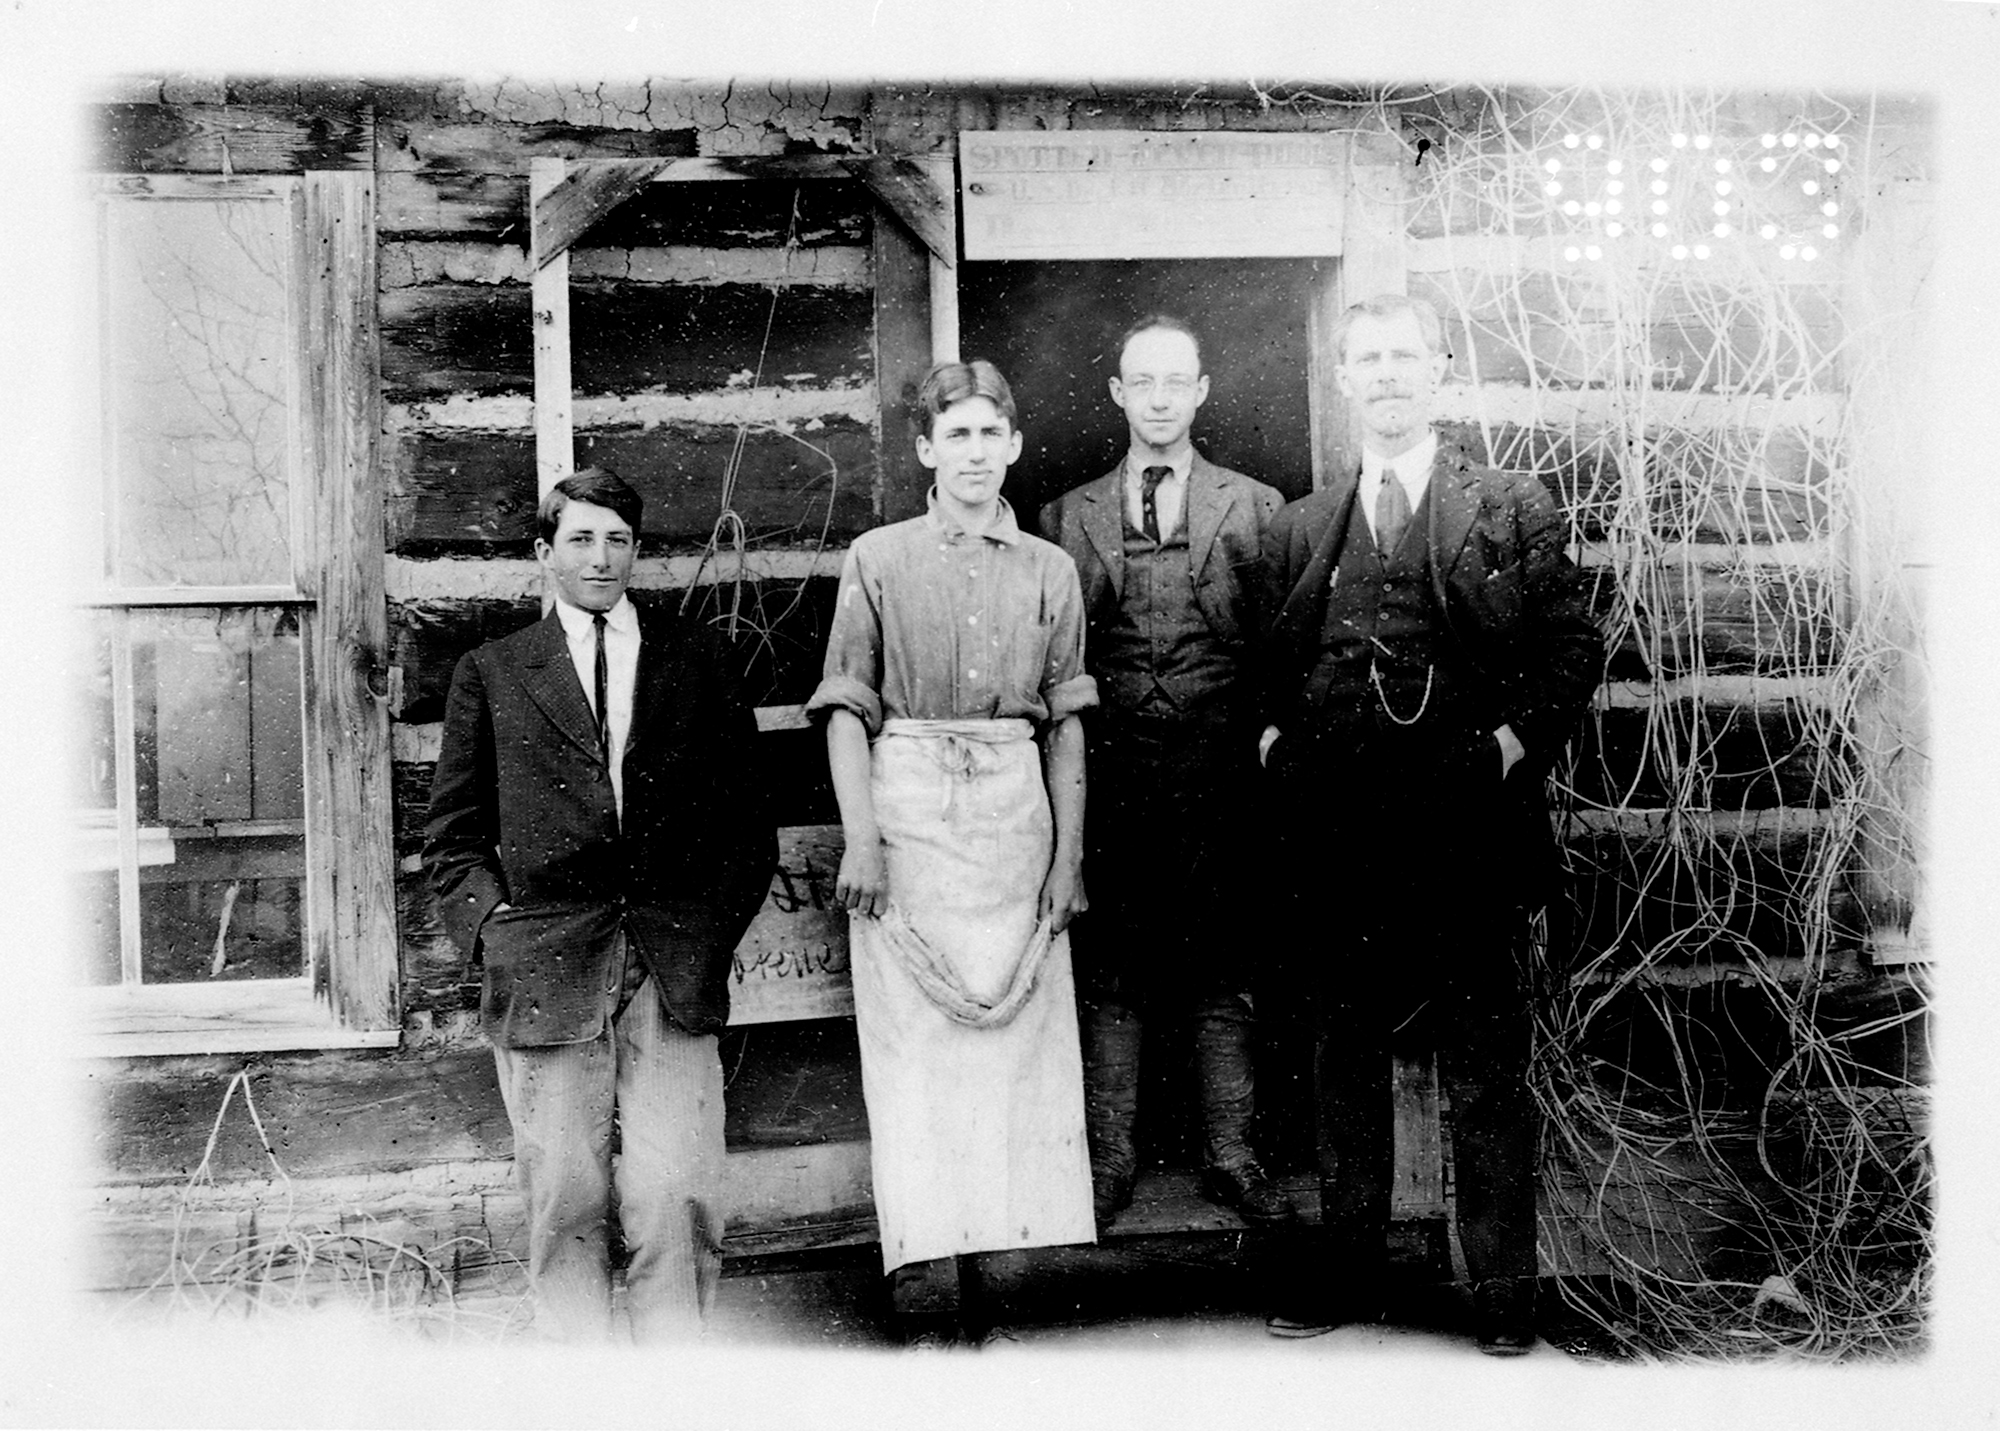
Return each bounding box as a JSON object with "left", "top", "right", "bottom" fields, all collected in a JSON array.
[
  {"left": 1092, "top": 1172, "right": 1134, "bottom": 1234},
  {"left": 1200, "top": 1163, "right": 1299, "bottom": 1225},
  {"left": 1472, "top": 1276, "right": 1536, "bottom": 1356},
  {"left": 1265, "top": 1310, "right": 1340, "bottom": 1339}
]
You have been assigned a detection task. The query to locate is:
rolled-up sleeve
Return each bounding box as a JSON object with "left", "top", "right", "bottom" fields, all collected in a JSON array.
[
  {"left": 805, "top": 545, "right": 886, "bottom": 734},
  {"left": 1040, "top": 555, "right": 1099, "bottom": 722}
]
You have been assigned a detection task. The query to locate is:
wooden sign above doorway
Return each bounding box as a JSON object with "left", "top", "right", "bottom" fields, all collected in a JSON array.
[{"left": 959, "top": 130, "right": 1349, "bottom": 261}]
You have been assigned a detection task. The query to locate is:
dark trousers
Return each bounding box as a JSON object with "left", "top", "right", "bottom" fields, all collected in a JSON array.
[
  {"left": 1265, "top": 716, "right": 1540, "bottom": 1309},
  {"left": 1310, "top": 970, "right": 1538, "bottom": 1293},
  {"left": 1076, "top": 706, "right": 1266, "bottom": 1183}
]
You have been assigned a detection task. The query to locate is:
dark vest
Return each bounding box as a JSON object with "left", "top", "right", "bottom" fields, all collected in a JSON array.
[
  {"left": 1093, "top": 509, "right": 1239, "bottom": 717},
  {"left": 1305, "top": 486, "right": 1490, "bottom": 736}
]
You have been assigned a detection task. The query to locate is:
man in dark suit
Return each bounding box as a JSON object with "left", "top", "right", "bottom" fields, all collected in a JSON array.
[
  {"left": 425, "top": 467, "right": 775, "bottom": 1343},
  {"left": 1041, "top": 315, "right": 1293, "bottom": 1232},
  {"left": 1255, "top": 295, "right": 1602, "bottom": 1352}
]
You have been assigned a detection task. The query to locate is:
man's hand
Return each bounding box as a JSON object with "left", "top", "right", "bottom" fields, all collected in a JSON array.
[
  {"left": 1495, "top": 723, "right": 1526, "bottom": 780},
  {"left": 834, "top": 834, "right": 888, "bottom": 919},
  {"left": 1039, "top": 855, "right": 1088, "bottom": 935},
  {"left": 1259, "top": 725, "right": 1282, "bottom": 768}
]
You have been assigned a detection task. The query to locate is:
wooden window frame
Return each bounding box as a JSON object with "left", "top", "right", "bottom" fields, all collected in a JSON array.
[{"left": 78, "top": 171, "right": 397, "bottom": 1056}]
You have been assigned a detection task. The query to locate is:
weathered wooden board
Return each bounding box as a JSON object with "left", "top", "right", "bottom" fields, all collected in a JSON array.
[
  {"left": 378, "top": 282, "right": 874, "bottom": 400},
  {"left": 960, "top": 130, "right": 1348, "bottom": 260},
  {"left": 386, "top": 425, "right": 876, "bottom": 556},
  {"left": 377, "top": 169, "right": 873, "bottom": 243},
  {"left": 730, "top": 826, "right": 852, "bottom": 1024},
  {"left": 94, "top": 102, "right": 374, "bottom": 173}
]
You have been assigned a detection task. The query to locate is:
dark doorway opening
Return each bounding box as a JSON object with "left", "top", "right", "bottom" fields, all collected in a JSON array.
[
  {"left": 959, "top": 256, "right": 1326, "bottom": 1180},
  {"left": 958, "top": 258, "right": 1323, "bottom": 533}
]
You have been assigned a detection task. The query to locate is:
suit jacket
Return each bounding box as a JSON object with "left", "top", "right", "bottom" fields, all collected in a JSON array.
[
  {"left": 1040, "top": 451, "right": 1284, "bottom": 677},
  {"left": 423, "top": 599, "right": 776, "bottom": 1048},
  {"left": 1257, "top": 440, "right": 1604, "bottom": 893}
]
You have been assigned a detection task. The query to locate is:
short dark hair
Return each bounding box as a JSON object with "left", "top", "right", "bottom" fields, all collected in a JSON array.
[
  {"left": 1329, "top": 293, "right": 1447, "bottom": 365},
  {"left": 537, "top": 466, "right": 644, "bottom": 544},
  {"left": 1115, "top": 313, "right": 1204, "bottom": 374},
  {"left": 914, "top": 359, "right": 1018, "bottom": 437}
]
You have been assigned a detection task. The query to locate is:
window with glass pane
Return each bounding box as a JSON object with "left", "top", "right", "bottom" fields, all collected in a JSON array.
[
  {"left": 80, "top": 182, "right": 313, "bottom": 994},
  {"left": 100, "top": 195, "right": 296, "bottom": 589}
]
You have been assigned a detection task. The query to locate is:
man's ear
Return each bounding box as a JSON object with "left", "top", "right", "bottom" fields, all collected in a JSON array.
[{"left": 915, "top": 433, "right": 938, "bottom": 470}]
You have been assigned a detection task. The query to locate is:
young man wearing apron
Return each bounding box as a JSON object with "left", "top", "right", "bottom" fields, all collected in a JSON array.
[{"left": 808, "top": 359, "right": 1098, "bottom": 1342}]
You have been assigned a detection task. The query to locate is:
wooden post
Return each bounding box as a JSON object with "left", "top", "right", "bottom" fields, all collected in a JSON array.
[
  {"left": 1309, "top": 130, "right": 1412, "bottom": 491},
  {"left": 872, "top": 197, "right": 937, "bottom": 524},
  {"left": 301, "top": 170, "right": 398, "bottom": 1032},
  {"left": 530, "top": 156, "right": 573, "bottom": 500},
  {"left": 929, "top": 254, "right": 959, "bottom": 363}
]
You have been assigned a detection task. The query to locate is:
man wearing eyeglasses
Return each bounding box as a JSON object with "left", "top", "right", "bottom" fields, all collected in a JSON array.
[{"left": 1040, "top": 315, "right": 1293, "bottom": 1235}]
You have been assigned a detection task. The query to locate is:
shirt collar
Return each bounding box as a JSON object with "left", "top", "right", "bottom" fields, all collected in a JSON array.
[
  {"left": 925, "top": 488, "right": 1022, "bottom": 546},
  {"left": 1362, "top": 429, "right": 1439, "bottom": 485},
  {"left": 553, "top": 592, "right": 638, "bottom": 637},
  {"left": 1124, "top": 447, "right": 1195, "bottom": 487}
]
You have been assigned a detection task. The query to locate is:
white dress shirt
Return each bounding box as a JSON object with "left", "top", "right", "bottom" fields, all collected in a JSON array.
[
  {"left": 554, "top": 593, "right": 641, "bottom": 822},
  {"left": 1123, "top": 448, "right": 1193, "bottom": 542},
  {"left": 1357, "top": 429, "right": 1439, "bottom": 543}
]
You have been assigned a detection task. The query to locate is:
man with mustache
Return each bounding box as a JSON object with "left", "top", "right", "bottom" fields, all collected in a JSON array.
[{"left": 1255, "top": 294, "right": 1602, "bottom": 1353}]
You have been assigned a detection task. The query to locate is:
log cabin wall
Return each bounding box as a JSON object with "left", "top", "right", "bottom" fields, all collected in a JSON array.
[{"left": 78, "top": 78, "right": 1931, "bottom": 1307}]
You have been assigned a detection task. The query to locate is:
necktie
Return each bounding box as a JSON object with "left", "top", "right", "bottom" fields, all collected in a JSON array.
[
  {"left": 1374, "top": 465, "right": 1411, "bottom": 556},
  {"left": 591, "top": 612, "right": 610, "bottom": 758},
  {"left": 1140, "top": 465, "right": 1171, "bottom": 543}
]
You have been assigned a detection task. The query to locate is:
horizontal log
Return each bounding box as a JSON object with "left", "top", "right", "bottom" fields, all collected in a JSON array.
[
  {"left": 384, "top": 550, "right": 848, "bottom": 601},
  {"left": 388, "top": 582, "right": 840, "bottom": 721},
  {"left": 1410, "top": 270, "right": 1841, "bottom": 395},
  {"left": 1557, "top": 817, "right": 1839, "bottom": 967},
  {"left": 88, "top": 1032, "right": 864, "bottom": 1190},
  {"left": 378, "top": 281, "right": 874, "bottom": 400},
  {"left": 375, "top": 116, "right": 698, "bottom": 173},
  {"left": 1569, "top": 699, "right": 1842, "bottom": 809},
  {"left": 386, "top": 423, "right": 878, "bottom": 555},
  {"left": 386, "top": 387, "right": 876, "bottom": 435},
  {"left": 1437, "top": 419, "right": 1832, "bottom": 543},
  {"left": 1431, "top": 382, "right": 1840, "bottom": 436},
  {"left": 1587, "top": 555, "right": 1839, "bottom": 678},
  {"left": 1406, "top": 234, "right": 1858, "bottom": 290},
  {"left": 379, "top": 240, "right": 870, "bottom": 289},
  {"left": 92, "top": 101, "right": 373, "bottom": 173},
  {"left": 377, "top": 168, "right": 873, "bottom": 243}
]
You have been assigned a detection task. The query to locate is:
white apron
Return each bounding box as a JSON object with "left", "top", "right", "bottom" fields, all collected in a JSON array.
[{"left": 850, "top": 718, "right": 1095, "bottom": 1272}]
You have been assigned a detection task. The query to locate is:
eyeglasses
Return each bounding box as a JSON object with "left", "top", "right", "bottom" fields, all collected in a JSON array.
[{"left": 1121, "top": 375, "right": 1199, "bottom": 398}]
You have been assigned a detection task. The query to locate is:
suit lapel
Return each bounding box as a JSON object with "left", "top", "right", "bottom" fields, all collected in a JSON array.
[
  {"left": 624, "top": 605, "right": 679, "bottom": 759},
  {"left": 1080, "top": 469, "right": 1126, "bottom": 600},
  {"left": 1426, "top": 443, "right": 1481, "bottom": 580},
  {"left": 517, "top": 613, "right": 603, "bottom": 760},
  {"left": 1276, "top": 469, "right": 1359, "bottom": 645},
  {"left": 1185, "top": 454, "right": 1231, "bottom": 584}
]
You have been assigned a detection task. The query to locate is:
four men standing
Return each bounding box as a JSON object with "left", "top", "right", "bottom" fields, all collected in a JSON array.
[
  {"left": 426, "top": 297, "right": 1600, "bottom": 1352},
  {"left": 1041, "top": 316, "right": 1293, "bottom": 1232}
]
